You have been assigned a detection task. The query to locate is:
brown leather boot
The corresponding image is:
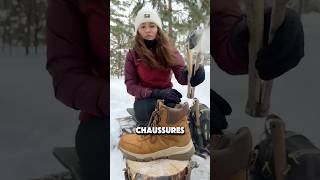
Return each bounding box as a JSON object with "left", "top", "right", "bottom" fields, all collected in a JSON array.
[
  {"left": 118, "top": 100, "right": 195, "bottom": 161},
  {"left": 210, "top": 127, "right": 253, "bottom": 180}
]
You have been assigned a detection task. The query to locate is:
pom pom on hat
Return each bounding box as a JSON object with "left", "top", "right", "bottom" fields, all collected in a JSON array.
[{"left": 134, "top": 8, "right": 162, "bottom": 34}]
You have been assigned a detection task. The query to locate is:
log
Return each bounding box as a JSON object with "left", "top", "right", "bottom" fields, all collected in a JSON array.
[
  {"left": 246, "top": 0, "right": 268, "bottom": 117},
  {"left": 124, "top": 159, "right": 194, "bottom": 180},
  {"left": 269, "top": 114, "right": 287, "bottom": 180},
  {"left": 186, "top": 46, "right": 195, "bottom": 99},
  {"left": 246, "top": 0, "right": 288, "bottom": 117}
]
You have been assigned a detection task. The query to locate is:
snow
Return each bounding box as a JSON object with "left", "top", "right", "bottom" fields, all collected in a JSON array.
[
  {"left": 110, "top": 65, "right": 210, "bottom": 179},
  {"left": 0, "top": 49, "right": 79, "bottom": 180},
  {"left": 0, "top": 13, "right": 318, "bottom": 180}
]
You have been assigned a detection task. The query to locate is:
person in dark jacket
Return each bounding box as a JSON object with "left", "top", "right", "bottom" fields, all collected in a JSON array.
[
  {"left": 124, "top": 8, "right": 205, "bottom": 126},
  {"left": 46, "top": 0, "right": 108, "bottom": 179}
]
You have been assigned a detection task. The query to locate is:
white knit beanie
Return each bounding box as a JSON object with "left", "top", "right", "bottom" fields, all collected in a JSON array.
[{"left": 134, "top": 8, "right": 162, "bottom": 34}]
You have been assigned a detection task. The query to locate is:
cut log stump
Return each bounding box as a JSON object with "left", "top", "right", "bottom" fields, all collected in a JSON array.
[{"left": 124, "top": 159, "right": 196, "bottom": 180}]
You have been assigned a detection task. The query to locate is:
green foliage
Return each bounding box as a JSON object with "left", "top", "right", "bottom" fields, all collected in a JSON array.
[
  {"left": 110, "top": 0, "right": 210, "bottom": 77},
  {"left": 0, "top": 0, "right": 47, "bottom": 55}
]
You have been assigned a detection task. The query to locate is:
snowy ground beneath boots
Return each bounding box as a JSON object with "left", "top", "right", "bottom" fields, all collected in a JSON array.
[{"left": 110, "top": 66, "right": 210, "bottom": 179}]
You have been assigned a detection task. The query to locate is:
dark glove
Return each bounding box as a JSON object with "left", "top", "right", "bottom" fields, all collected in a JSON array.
[
  {"left": 256, "top": 8, "right": 304, "bottom": 80},
  {"left": 151, "top": 88, "right": 182, "bottom": 104},
  {"left": 184, "top": 65, "right": 205, "bottom": 87},
  {"left": 232, "top": 8, "right": 304, "bottom": 80},
  {"left": 211, "top": 89, "right": 232, "bottom": 134}
]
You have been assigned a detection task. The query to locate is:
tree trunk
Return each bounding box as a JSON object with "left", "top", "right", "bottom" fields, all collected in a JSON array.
[
  {"left": 25, "top": 46, "right": 29, "bottom": 56},
  {"left": 34, "top": 45, "right": 38, "bottom": 54},
  {"left": 125, "top": 159, "right": 194, "bottom": 180},
  {"left": 9, "top": 42, "right": 12, "bottom": 56},
  {"left": 1, "top": 35, "right": 4, "bottom": 52},
  {"left": 34, "top": 29, "right": 39, "bottom": 54},
  {"left": 168, "top": 0, "right": 173, "bottom": 41},
  {"left": 25, "top": 0, "right": 33, "bottom": 56}
]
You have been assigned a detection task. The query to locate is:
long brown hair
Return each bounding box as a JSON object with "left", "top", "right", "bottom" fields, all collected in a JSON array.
[{"left": 133, "top": 28, "right": 177, "bottom": 69}]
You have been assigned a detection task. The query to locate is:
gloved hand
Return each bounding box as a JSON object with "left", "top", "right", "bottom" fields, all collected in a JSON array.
[
  {"left": 211, "top": 89, "right": 232, "bottom": 134},
  {"left": 151, "top": 88, "right": 182, "bottom": 104},
  {"left": 184, "top": 64, "right": 205, "bottom": 87},
  {"left": 231, "top": 8, "right": 304, "bottom": 80}
]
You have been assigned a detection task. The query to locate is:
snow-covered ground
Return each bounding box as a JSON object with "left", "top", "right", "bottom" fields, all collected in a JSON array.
[
  {"left": 110, "top": 66, "right": 210, "bottom": 180},
  {"left": 0, "top": 49, "right": 79, "bottom": 180},
  {"left": 0, "top": 13, "right": 318, "bottom": 180}
]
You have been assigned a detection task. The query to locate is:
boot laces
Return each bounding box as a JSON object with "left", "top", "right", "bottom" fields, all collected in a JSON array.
[
  {"left": 148, "top": 110, "right": 160, "bottom": 127},
  {"left": 142, "top": 110, "right": 160, "bottom": 143}
]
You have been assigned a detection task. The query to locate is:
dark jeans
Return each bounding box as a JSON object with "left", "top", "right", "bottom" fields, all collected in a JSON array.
[
  {"left": 134, "top": 98, "right": 157, "bottom": 126},
  {"left": 134, "top": 98, "right": 177, "bottom": 126},
  {"left": 75, "top": 118, "right": 107, "bottom": 180}
]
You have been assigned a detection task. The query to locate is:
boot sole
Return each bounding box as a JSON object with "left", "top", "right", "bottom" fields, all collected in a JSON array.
[{"left": 119, "top": 141, "right": 195, "bottom": 162}]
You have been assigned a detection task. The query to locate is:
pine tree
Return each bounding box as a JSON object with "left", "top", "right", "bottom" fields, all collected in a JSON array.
[
  {"left": 110, "top": 0, "right": 210, "bottom": 77},
  {"left": 0, "top": 0, "right": 47, "bottom": 55},
  {"left": 110, "top": 0, "right": 137, "bottom": 77}
]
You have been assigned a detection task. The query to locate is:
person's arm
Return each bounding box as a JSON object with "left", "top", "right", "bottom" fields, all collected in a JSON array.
[
  {"left": 124, "top": 51, "right": 153, "bottom": 99},
  {"left": 212, "top": 0, "right": 248, "bottom": 75},
  {"left": 79, "top": 0, "right": 108, "bottom": 64},
  {"left": 172, "top": 51, "right": 188, "bottom": 85},
  {"left": 46, "top": 0, "right": 108, "bottom": 117}
]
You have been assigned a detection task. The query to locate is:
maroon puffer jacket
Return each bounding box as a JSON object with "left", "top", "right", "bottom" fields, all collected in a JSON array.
[
  {"left": 45, "top": 0, "right": 247, "bottom": 122},
  {"left": 46, "top": 0, "right": 108, "bottom": 121},
  {"left": 212, "top": 0, "right": 248, "bottom": 75},
  {"left": 124, "top": 49, "right": 188, "bottom": 99}
]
